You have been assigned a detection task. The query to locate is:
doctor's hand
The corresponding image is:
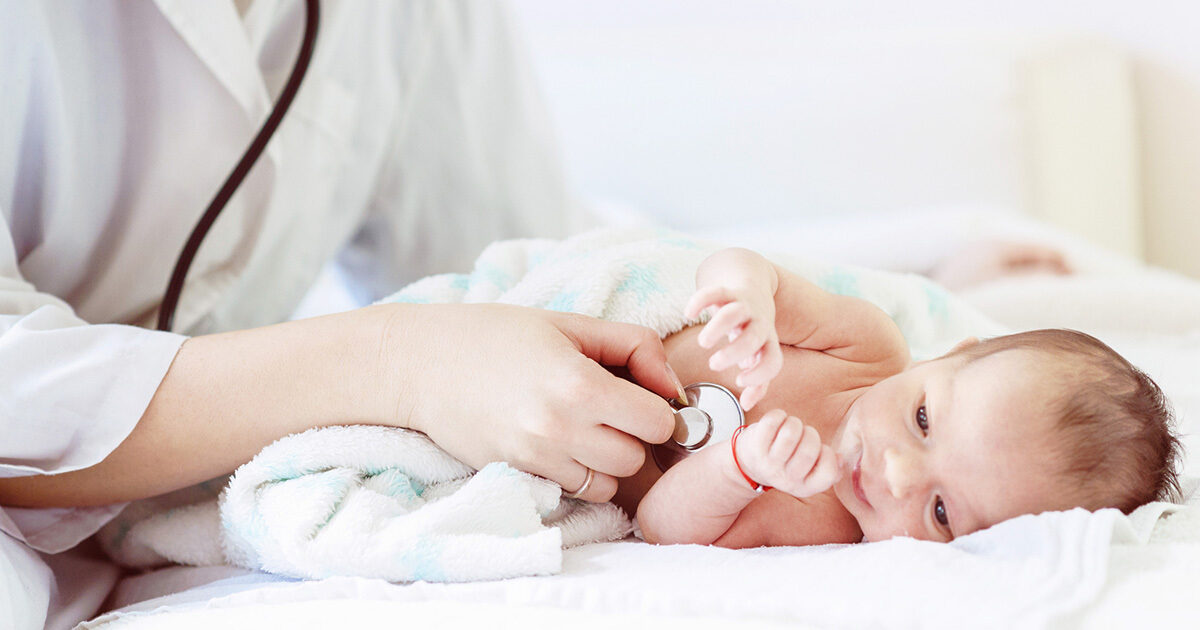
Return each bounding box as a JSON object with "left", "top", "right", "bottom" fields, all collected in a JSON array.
[
  {"left": 370, "top": 303, "right": 683, "bottom": 502},
  {"left": 0, "top": 304, "right": 679, "bottom": 509}
]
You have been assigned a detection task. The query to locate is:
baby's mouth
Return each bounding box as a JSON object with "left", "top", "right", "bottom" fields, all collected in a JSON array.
[{"left": 852, "top": 454, "right": 872, "bottom": 509}]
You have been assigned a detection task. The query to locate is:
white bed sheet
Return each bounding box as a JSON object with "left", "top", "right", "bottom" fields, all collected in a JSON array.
[
  {"left": 81, "top": 218, "right": 1200, "bottom": 628},
  {"left": 77, "top": 541, "right": 1200, "bottom": 629},
  {"left": 79, "top": 499, "right": 1200, "bottom": 629}
]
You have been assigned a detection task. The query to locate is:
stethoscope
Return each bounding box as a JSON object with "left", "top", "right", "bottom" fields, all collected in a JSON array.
[
  {"left": 152, "top": 0, "right": 745, "bottom": 463},
  {"left": 156, "top": 0, "right": 320, "bottom": 332},
  {"left": 656, "top": 382, "right": 746, "bottom": 471}
]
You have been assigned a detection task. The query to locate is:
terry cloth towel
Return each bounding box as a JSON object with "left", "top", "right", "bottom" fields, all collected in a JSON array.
[
  {"left": 101, "top": 427, "right": 630, "bottom": 582},
  {"left": 99, "top": 228, "right": 1005, "bottom": 581}
]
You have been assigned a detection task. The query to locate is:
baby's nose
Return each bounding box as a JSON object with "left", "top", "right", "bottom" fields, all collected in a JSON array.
[{"left": 883, "top": 447, "right": 926, "bottom": 499}]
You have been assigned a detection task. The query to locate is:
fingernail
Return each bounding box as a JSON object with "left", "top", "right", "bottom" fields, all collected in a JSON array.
[{"left": 666, "top": 363, "right": 688, "bottom": 406}]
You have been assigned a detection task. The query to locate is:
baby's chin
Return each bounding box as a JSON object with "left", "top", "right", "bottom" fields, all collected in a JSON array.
[
  {"left": 833, "top": 478, "right": 913, "bottom": 543},
  {"left": 831, "top": 478, "right": 876, "bottom": 542}
]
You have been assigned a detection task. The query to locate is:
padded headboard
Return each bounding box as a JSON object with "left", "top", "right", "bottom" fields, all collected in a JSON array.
[{"left": 1021, "top": 38, "right": 1141, "bottom": 258}]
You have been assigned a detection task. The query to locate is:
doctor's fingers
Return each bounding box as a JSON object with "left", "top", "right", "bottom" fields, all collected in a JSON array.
[
  {"left": 559, "top": 315, "right": 685, "bottom": 404},
  {"left": 571, "top": 424, "right": 648, "bottom": 480},
  {"left": 556, "top": 462, "right": 618, "bottom": 503},
  {"left": 590, "top": 374, "right": 677, "bottom": 445}
]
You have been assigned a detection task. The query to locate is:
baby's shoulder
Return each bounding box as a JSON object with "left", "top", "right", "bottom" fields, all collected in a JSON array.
[{"left": 778, "top": 342, "right": 905, "bottom": 396}]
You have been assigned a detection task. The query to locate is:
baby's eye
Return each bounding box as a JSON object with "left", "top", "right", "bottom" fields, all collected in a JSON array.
[
  {"left": 915, "top": 405, "right": 929, "bottom": 434},
  {"left": 933, "top": 497, "right": 949, "bottom": 528}
]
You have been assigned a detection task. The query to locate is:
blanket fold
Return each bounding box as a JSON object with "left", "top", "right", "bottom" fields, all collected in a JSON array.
[{"left": 102, "top": 427, "right": 631, "bottom": 582}]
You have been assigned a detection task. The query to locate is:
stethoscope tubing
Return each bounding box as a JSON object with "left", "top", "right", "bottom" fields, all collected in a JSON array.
[{"left": 157, "top": 0, "right": 320, "bottom": 332}]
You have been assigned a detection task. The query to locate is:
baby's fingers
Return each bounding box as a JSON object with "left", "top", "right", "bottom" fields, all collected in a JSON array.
[
  {"left": 803, "top": 445, "right": 842, "bottom": 494},
  {"left": 779, "top": 423, "right": 821, "bottom": 476},
  {"left": 709, "top": 320, "right": 765, "bottom": 370},
  {"left": 736, "top": 342, "right": 783, "bottom": 389},
  {"left": 685, "top": 286, "right": 732, "bottom": 320},
  {"left": 698, "top": 302, "right": 751, "bottom": 350},
  {"left": 741, "top": 409, "right": 786, "bottom": 455},
  {"left": 739, "top": 383, "right": 769, "bottom": 411}
]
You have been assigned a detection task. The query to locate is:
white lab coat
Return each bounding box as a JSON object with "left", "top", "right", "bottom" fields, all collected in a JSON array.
[{"left": 0, "top": 1, "right": 574, "bottom": 627}]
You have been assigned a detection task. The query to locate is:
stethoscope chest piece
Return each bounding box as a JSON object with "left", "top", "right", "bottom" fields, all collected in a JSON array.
[{"left": 652, "top": 382, "right": 746, "bottom": 472}]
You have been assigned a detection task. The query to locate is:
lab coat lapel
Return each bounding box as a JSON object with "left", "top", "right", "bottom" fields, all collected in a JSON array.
[
  {"left": 151, "top": 0, "right": 273, "bottom": 123},
  {"left": 149, "top": 0, "right": 282, "bottom": 332}
]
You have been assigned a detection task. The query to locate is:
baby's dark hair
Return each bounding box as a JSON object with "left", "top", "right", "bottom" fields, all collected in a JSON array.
[{"left": 947, "top": 329, "right": 1181, "bottom": 513}]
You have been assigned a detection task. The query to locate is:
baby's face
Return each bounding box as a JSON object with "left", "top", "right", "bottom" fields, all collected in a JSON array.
[{"left": 831, "top": 349, "right": 1068, "bottom": 542}]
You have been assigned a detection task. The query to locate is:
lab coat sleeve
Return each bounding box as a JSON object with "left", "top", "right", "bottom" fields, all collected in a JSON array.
[
  {"left": 338, "top": 0, "right": 585, "bottom": 301},
  {"left": 0, "top": 215, "right": 187, "bottom": 553}
]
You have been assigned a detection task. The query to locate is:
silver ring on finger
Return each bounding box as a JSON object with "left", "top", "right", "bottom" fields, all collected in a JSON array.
[{"left": 565, "top": 467, "right": 595, "bottom": 499}]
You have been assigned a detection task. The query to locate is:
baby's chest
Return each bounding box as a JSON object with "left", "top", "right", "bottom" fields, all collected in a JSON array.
[
  {"left": 612, "top": 327, "right": 878, "bottom": 517},
  {"left": 663, "top": 326, "right": 870, "bottom": 437}
]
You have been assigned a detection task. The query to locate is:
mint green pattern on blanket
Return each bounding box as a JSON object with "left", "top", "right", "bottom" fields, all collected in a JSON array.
[
  {"left": 397, "top": 538, "right": 446, "bottom": 582},
  {"left": 924, "top": 283, "right": 950, "bottom": 321},
  {"left": 475, "top": 262, "right": 515, "bottom": 290},
  {"left": 818, "top": 266, "right": 861, "bottom": 298},
  {"left": 375, "top": 228, "right": 1001, "bottom": 365},
  {"left": 615, "top": 262, "right": 665, "bottom": 306},
  {"left": 544, "top": 291, "right": 579, "bottom": 313},
  {"left": 450, "top": 274, "right": 471, "bottom": 291}
]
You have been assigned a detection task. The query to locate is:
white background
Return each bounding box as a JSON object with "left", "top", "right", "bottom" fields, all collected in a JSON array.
[{"left": 512, "top": 0, "right": 1200, "bottom": 277}]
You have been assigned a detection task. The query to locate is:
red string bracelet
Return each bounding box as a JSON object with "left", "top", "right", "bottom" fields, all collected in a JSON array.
[{"left": 730, "top": 425, "right": 771, "bottom": 493}]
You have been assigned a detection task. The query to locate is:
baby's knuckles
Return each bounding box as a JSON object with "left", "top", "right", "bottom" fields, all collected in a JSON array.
[{"left": 772, "top": 418, "right": 804, "bottom": 451}]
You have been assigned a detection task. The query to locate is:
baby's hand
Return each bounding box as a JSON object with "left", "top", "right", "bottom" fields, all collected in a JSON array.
[
  {"left": 685, "top": 284, "right": 783, "bottom": 410},
  {"left": 732, "top": 409, "right": 841, "bottom": 498}
]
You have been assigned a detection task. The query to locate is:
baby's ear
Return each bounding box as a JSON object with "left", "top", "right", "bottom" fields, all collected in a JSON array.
[{"left": 949, "top": 336, "right": 980, "bottom": 353}]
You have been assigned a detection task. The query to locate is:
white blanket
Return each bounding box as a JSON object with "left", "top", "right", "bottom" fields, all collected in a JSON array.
[
  {"left": 100, "top": 426, "right": 630, "bottom": 583},
  {"left": 84, "top": 498, "right": 1199, "bottom": 629},
  {"left": 97, "top": 228, "right": 1071, "bottom": 584}
]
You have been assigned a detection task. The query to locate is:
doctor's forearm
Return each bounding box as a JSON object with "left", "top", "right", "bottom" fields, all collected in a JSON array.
[{"left": 0, "top": 308, "right": 394, "bottom": 508}]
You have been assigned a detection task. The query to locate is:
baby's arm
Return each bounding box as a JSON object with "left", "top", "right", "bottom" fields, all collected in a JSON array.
[
  {"left": 637, "top": 409, "right": 840, "bottom": 546},
  {"left": 688, "top": 248, "right": 908, "bottom": 408}
]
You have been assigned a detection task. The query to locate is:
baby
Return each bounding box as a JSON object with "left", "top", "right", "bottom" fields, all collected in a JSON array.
[{"left": 615, "top": 247, "right": 1181, "bottom": 547}]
